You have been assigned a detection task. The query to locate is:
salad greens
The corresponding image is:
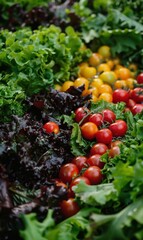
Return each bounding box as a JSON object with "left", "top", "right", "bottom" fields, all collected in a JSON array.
[
  {"left": 0, "top": 25, "right": 91, "bottom": 122},
  {"left": 1, "top": 1, "right": 143, "bottom": 239},
  {"left": 19, "top": 103, "right": 143, "bottom": 240},
  {"left": 69, "top": 0, "right": 143, "bottom": 69}
]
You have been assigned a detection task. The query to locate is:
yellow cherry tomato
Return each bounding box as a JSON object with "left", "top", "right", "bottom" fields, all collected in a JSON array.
[
  {"left": 98, "top": 93, "right": 113, "bottom": 102},
  {"left": 97, "top": 45, "right": 111, "bottom": 59},
  {"left": 74, "top": 77, "right": 89, "bottom": 95},
  {"left": 79, "top": 66, "right": 97, "bottom": 79},
  {"left": 91, "top": 87, "right": 99, "bottom": 97},
  {"left": 88, "top": 53, "right": 103, "bottom": 67},
  {"left": 54, "top": 84, "right": 62, "bottom": 91},
  {"left": 91, "top": 94, "right": 98, "bottom": 103},
  {"left": 117, "top": 67, "right": 131, "bottom": 80},
  {"left": 61, "top": 81, "right": 74, "bottom": 92},
  {"left": 106, "top": 60, "right": 114, "bottom": 70},
  {"left": 126, "top": 78, "right": 137, "bottom": 89},
  {"left": 90, "top": 78, "right": 103, "bottom": 89},
  {"left": 97, "top": 63, "right": 111, "bottom": 73},
  {"left": 114, "top": 80, "right": 127, "bottom": 89},
  {"left": 98, "top": 84, "right": 113, "bottom": 94},
  {"left": 99, "top": 71, "right": 117, "bottom": 86}
]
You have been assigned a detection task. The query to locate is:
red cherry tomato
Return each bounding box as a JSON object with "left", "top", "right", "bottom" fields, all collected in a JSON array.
[
  {"left": 69, "top": 176, "right": 90, "bottom": 197},
  {"left": 81, "top": 122, "right": 98, "bottom": 140},
  {"left": 71, "top": 156, "right": 87, "bottom": 171},
  {"left": 43, "top": 121, "right": 59, "bottom": 134},
  {"left": 60, "top": 198, "right": 80, "bottom": 218},
  {"left": 74, "top": 107, "right": 90, "bottom": 123},
  {"left": 53, "top": 178, "right": 68, "bottom": 189},
  {"left": 95, "top": 128, "right": 113, "bottom": 145},
  {"left": 101, "top": 109, "right": 116, "bottom": 124},
  {"left": 88, "top": 113, "right": 103, "bottom": 127},
  {"left": 110, "top": 140, "right": 122, "bottom": 148},
  {"left": 113, "top": 89, "right": 130, "bottom": 103},
  {"left": 130, "top": 88, "right": 143, "bottom": 103},
  {"left": 90, "top": 143, "right": 108, "bottom": 156},
  {"left": 83, "top": 166, "right": 103, "bottom": 185},
  {"left": 131, "top": 104, "right": 143, "bottom": 115},
  {"left": 126, "top": 98, "right": 136, "bottom": 108},
  {"left": 59, "top": 163, "right": 79, "bottom": 184},
  {"left": 86, "top": 154, "right": 105, "bottom": 169},
  {"left": 136, "top": 72, "right": 143, "bottom": 84},
  {"left": 109, "top": 146, "right": 120, "bottom": 158},
  {"left": 109, "top": 120, "right": 127, "bottom": 137}
]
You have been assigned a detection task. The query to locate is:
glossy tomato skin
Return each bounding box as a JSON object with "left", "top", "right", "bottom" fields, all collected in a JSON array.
[
  {"left": 75, "top": 107, "right": 90, "bottom": 123},
  {"left": 43, "top": 121, "right": 59, "bottom": 134},
  {"left": 53, "top": 178, "right": 68, "bottom": 189},
  {"left": 60, "top": 198, "right": 80, "bottom": 218},
  {"left": 95, "top": 128, "right": 113, "bottom": 145},
  {"left": 113, "top": 89, "right": 129, "bottom": 103},
  {"left": 59, "top": 163, "right": 79, "bottom": 184},
  {"left": 110, "top": 140, "right": 122, "bottom": 148},
  {"left": 130, "top": 88, "right": 143, "bottom": 103},
  {"left": 71, "top": 156, "right": 87, "bottom": 171},
  {"left": 131, "top": 104, "right": 143, "bottom": 115},
  {"left": 69, "top": 176, "right": 90, "bottom": 197},
  {"left": 109, "top": 146, "right": 120, "bottom": 158},
  {"left": 81, "top": 122, "right": 98, "bottom": 140},
  {"left": 90, "top": 143, "right": 108, "bottom": 156},
  {"left": 126, "top": 98, "right": 136, "bottom": 108},
  {"left": 102, "top": 109, "right": 116, "bottom": 124},
  {"left": 86, "top": 154, "right": 105, "bottom": 169},
  {"left": 137, "top": 72, "right": 143, "bottom": 84},
  {"left": 83, "top": 166, "right": 103, "bottom": 185},
  {"left": 109, "top": 120, "right": 127, "bottom": 137},
  {"left": 88, "top": 113, "right": 103, "bottom": 127}
]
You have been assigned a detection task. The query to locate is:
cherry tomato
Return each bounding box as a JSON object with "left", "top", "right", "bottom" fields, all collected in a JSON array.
[
  {"left": 131, "top": 104, "right": 143, "bottom": 115},
  {"left": 109, "top": 120, "right": 127, "bottom": 137},
  {"left": 126, "top": 99, "right": 136, "bottom": 108},
  {"left": 88, "top": 113, "right": 103, "bottom": 127},
  {"left": 89, "top": 53, "right": 103, "bottom": 67},
  {"left": 59, "top": 163, "right": 79, "bottom": 184},
  {"left": 86, "top": 154, "right": 105, "bottom": 169},
  {"left": 53, "top": 178, "right": 68, "bottom": 189},
  {"left": 113, "top": 89, "right": 130, "bottom": 103},
  {"left": 109, "top": 146, "right": 120, "bottom": 158},
  {"left": 74, "top": 107, "right": 90, "bottom": 123},
  {"left": 130, "top": 88, "right": 143, "bottom": 103},
  {"left": 101, "top": 109, "right": 116, "bottom": 124},
  {"left": 110, "top": 140, "right": 122, "bottom": 148},
  {"left": 90, "top": 143, "right": 108, "bottom": 156},
  {"left": 43, "top": 121, "right": 59, "bottom": 134},
  {"left": 83, "top": 166, "right": 103, "bottom": 185},
  {"left": 136, "top": 72, "right": 143, "bottom": 84},
  {"left": 69, "top": 176, "right": 90, "bottom": 197},
  {"left": 81, "top": 122, "right": 98, "bottom": 140},
  {"left": 60, "top": 198, "right": 80, "bottom": 218},
  {"left": 95, "top": 128, "right": 113, "bottom": 145},
  {"left": 71, "top": 156, "right": 87, "bottom": 171}
]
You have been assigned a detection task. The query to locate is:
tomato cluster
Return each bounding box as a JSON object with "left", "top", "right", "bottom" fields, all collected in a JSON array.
[
  {"left": 57, "top": 105, "right": 129, "bottom": 218},
  {"left": 112, "top": 87, "right": 143, "bottom": 115},
  {"left": 58, "top": 154, "right": 104, "bottom": 218},
  {"left": 52, "top": 47, "right": 143, "bottom": 219},
  {"left": 56, "top": 45, "right": 143, "bottom": 113},
  {"left": 75, "top": 107, "right": 127, "bottom": 143},
  {"left": 57, "top": 45, "right": 140, "bottom": 103}
]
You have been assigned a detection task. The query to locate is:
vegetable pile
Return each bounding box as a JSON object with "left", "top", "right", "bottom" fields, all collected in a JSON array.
[{"left": 1, "top": 1, "right": 143, "bottom": 240}]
